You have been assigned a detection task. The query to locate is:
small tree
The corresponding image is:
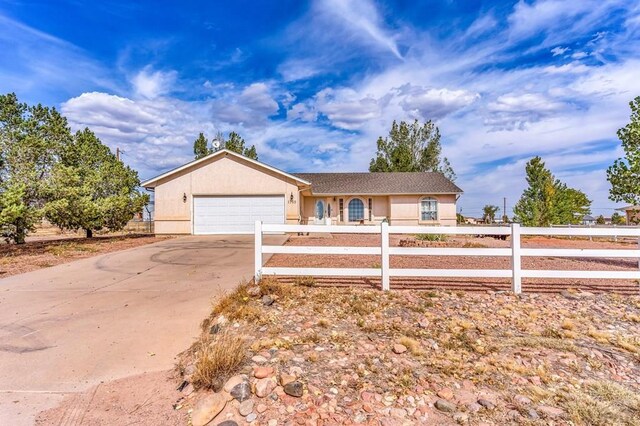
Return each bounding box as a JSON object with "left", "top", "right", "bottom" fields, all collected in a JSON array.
[
  {"left": 225, "top": 132, "right": 259, "bottom": 160},
  {"left": 596, "top": 215, "right": 606, "bottom": 225},
  {"left": 44, "top": 129, "right": 148, "bottom": 238},
  {"left": 482, "top": 205, "right": 500, "bottom": 223},
  {"left": 369, "top": 119, "right": 456, "bottom": 181},
  {"left": 456, "top": 212, "right": 465, "bottom": 224},
  {"left": 0, "top": 93, "right": 71, "bottom": 243},
  {"left": 513, "top": 157, "right": 591, "bottom": 226},
  {"left": 193, "top": 132, "right": 211, "bottom": 160},
  {"left": 607, "top": 96, "right": 640, "bottom": 206},
  {"left": 611, "top": 212, "right": 626, "bottom": 225}
]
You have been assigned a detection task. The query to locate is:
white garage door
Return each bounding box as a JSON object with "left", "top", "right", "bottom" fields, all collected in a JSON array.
[{"left": 193, "top": 195, "right": 285, "bottom": 234}]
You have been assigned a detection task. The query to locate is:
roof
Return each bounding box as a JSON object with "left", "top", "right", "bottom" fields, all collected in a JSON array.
[
  {"left": 616, "top": 205, "right": 640, "bottom": 211},
  {"left": 141, "top": 149, "right": 311, "bottom": 188},
  {"left": 292, "top": 172, "right": 463, "bottom": 195}
]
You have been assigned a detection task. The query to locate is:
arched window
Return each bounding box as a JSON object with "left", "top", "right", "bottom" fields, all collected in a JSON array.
[
  {"left": 348, "top": 198, "right": 364, "bottom": 221},
  {"left": 315, "top": 200, "right": 325, "bottom": 220},
  {"left": 420, "top": 197, "right": 438, "bottom": 221}
]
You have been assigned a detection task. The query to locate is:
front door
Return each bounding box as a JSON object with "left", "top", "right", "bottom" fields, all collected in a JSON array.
[{"left": 314, "top": 200, "right": 325, "bottom": 224}]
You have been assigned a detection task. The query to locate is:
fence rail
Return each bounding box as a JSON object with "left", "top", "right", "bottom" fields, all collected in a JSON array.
[{"left": 255, "top": 221, "right": 640, "bottom": 293}]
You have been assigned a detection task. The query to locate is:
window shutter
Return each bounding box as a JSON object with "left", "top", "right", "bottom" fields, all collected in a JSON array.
[{"left": 368, "top": 198, "right": 373, "bottom": 221}]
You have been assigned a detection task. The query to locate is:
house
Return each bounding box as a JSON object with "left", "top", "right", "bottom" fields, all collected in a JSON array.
[
  {"left": 581, "top": 215, "right": 596, "bottom": 226},
  {"left": 616, "top": 205, "right": 640, "bottom": 225},
  {"left": 141, "top": 149, "right": 463, "bottom": 234}
]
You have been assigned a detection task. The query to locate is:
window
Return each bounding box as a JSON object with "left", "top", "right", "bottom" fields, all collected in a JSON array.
[
  {"left": 368, "top": 198, "right": 373, "bottom": 221},
  {"left": 420, "top": 197, "right": 438, "bottom": 221},
  {"left": 348, "top": 198, "right": 365, "bottom": 221},
  {"left": 315, "top": 200, "right": 324, "bottom": 220},
  {"left": 339, "top": 199, "right": 344, "bottom": 222}
]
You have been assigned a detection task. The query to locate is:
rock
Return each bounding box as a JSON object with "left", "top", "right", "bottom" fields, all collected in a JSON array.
[
  {"left": 561, "top": 290, "right": 580, "bottom": 300},
  {"left": 418, "top": 319, "right": 430, "bottom": 328},
  {"left": 256, "top": 403, "right": 268, "bottom": 413},
  {"left": 477, "top": 398, "right": 495, "bottom": 410},
  {"left": 514, "top": 395, "right": 532, "bottom": 405},
  {"left": 246, "top": 413, "right": 257, "bottom": 422},
  {"left": 537, "top": 405, "right": 564, "bottom": 418},
  {"left": 238, "top": 399, "right": 254, "bottom": 416},
  {"left": 437, "top": 388, "right": 454, "bottom": 400},
  {"left": 453, "top": 412, "right": 468, "bottom": 424},
  {"left": 527, "top": 409, "right": 539, "bottom": 419},
  {"left": 435, "top": 399, "right": 456, "bottom": 413},
  {"left": 230, "top": 382, "right": 251, "bottom": 402},
  {"left": 255, "top": 378, "right": 276, "bottom": 398},
  {"left": 217, "top": 421, "right": 238, "bottom": 426},
  {"left": 279, "top": 373, "right": 297, "bottom": 386},
  {"left": 467, "top": 402, "right": 482, "bottom": 413},
  {"left": 191, "top": 392, "right": 227, "bottom": 426},
  {"left": 283, "top": 381, "right": 304, "bottom": 397},
  {"left": 262, "top": 295, "right": 275, "bottom": 306},
  {"left": 253, "top": 366, "right": 274, "bottom": 379},
  {"left": 223, "top": 375, "right": 246, "bottom": 393},
  {"left": 251, "top": 355, "right": 268, "bottom": 364},
  {"left": 247, "top": 286, "right": 261, "bottom": 296},
  {"left": 392, "top": 344, "right": 407, "bottom": 354}
]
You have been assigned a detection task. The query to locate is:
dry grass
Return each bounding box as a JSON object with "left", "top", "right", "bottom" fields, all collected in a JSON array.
[
  {"left": 191, "top": 330, "right": 247, "bottom": 391},
  {"left": 561, "top": 381, "right": 640, "bottom": 426},
  {"left": 208, "top": 284, "right": 261, "bottom": 323}
]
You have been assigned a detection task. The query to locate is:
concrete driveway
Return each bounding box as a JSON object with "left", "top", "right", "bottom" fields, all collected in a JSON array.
[{"left": 0, "top": 234, "right": 287, "bottom": 425}]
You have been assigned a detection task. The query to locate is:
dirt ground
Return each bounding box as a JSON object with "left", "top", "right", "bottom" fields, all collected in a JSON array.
[
  {"left": 35, "top": 370, "right": 186, "bottom": 425},
  {"left": 0, "top": 234, "right": 172, "bottom": 278},
  {"left": 266, "top": 234, "right": 640, "bottom": 294}
]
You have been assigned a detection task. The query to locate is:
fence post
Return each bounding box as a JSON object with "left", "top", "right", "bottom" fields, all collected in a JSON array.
[
  {"left": 254, "top": 220, "right": 262, "bottom": 283},
  {"left": 381, "top": 221, "right": 390, "bottom": 291},
  {"left": 511, "top": 223, "right": 522, "bottom": 294}
]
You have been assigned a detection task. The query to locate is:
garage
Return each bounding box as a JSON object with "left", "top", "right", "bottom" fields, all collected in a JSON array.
[{"left": 193, "top": 195, "right": 285, "bottom": 234}]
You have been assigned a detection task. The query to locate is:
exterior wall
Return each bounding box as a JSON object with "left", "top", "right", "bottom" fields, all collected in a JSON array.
[
  {"left": 153, "top": 154, "right": 302, "bottom": 234},
  {"left": 389, "top": 194, "right": 457, "bottom": 226},
  {"left": 300, "top": 194, "right": 457, "bottom": 226},
  {"left": 300, "top": 196, "right": 389, "bottom": 225}
]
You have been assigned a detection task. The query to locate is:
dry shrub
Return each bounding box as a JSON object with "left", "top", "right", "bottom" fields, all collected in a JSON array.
[
  {"left": 399, "top": 337, "right": 422, "bottom": 355},
  {"left": 259, "top": 277, "right": 295, "bottom": 299},
  {"left": 562, "top": 381, "right": 640, "bottom": 426},
  {"left": 191, "top": 330, "right": 247, "bottom": 390},
  {"left": 206, "top": 283, "right": 261, "bottom": 323},
  {"left": 295, "top": 276, "right": 316, "bottom": 287}
]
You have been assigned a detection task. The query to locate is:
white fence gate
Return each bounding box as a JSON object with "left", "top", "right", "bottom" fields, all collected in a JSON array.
[{"left": 254, "top": 221, "right": 640, "bottom": 294}]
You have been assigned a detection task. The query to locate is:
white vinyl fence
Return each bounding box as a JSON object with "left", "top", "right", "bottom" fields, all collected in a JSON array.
[{"left": 254, "top": 221, "right": 640, "bottom": 293}]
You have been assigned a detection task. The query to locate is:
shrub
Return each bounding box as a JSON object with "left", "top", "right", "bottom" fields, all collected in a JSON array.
[
  {"left": 191, "top": 330, "right": 247, "bottom": 390},
  {"left": 415, "top": 233, "right": 447, "bottom": 242},
  {"left": 294, "top": 276, "right": 316, "bottom": 287}
]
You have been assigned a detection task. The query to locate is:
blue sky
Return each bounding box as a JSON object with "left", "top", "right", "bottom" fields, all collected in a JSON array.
[{"left": 2, "top": 0, "right": 639, "bottom": 217}]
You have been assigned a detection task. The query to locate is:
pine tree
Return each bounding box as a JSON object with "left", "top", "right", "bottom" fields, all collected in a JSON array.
[
  {"left": 607, "top": 96, "right": 640, "bottom": 205},
  {"left": 193, "top": 132, "right": 211, "bottom": 159}
]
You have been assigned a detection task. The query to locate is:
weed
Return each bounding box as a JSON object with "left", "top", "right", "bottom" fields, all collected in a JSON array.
[
  {"left": 318, "top": 318, "right": 330, "bottom": 328},
  {"left": 415, "top": 233, "right": 447, "bottom": 242},
  {"left": 191, "top": 330, "right": 247, "bottom": 390},
  {"left": 295, "top": 276, "right": 316, "bottom": 287},
  {"left": 462, "top": 241, "right": 488, "bottom": 248},
  {"left": 399, "top": 337, "right": 422, "bottom": 355}
]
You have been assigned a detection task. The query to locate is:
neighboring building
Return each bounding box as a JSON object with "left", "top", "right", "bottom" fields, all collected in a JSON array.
[
  {"left": 582, "top": 215, "right": 596, "bottom": 226},
  {"left": 616, "top": 205, "right": 640, "bottom": 225},
  {"left": 141, "top": 149, "right": 462, "bottom": 234}
]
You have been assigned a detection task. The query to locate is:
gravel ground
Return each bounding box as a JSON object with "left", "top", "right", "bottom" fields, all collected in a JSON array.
[
  {"left": 266, "top": 234, "right": 640, "bottom": 294},
  {"left": 178, "top": 280, "right": 640, "bottom": 425}
]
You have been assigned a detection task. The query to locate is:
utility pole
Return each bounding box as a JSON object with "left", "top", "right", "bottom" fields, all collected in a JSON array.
[
  {"left": 503, "top": 197, "right": 507, "bottom": 222},
  {"left": 116, "top": 147, "right": 120, "bottom": 161}
]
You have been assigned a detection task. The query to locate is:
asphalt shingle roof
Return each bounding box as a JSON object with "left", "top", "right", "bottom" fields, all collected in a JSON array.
[{"left": 292, "top": 172, "right": 463, "bottom": 195}]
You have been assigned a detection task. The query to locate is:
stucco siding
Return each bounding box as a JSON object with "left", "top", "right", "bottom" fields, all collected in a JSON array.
[
  {"left": 152, "top": 154, "right": 302, "bottom": 233},
  {"left": 389, "top": 194, "right": 457, "bottom": 226}
]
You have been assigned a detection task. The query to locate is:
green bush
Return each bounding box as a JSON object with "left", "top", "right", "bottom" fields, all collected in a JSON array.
[{"left": 415, "top": 233, "right": 447, "bottom": 242}]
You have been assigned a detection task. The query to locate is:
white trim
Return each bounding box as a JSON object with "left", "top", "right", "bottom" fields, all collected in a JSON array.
[{"left": 141, "top": 149, "right": 311, "bottom": 188}]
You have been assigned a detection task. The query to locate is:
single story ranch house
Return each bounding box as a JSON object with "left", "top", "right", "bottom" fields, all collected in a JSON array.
[{"left": 141, "top": 149, "right": 463, "bottom": 234}]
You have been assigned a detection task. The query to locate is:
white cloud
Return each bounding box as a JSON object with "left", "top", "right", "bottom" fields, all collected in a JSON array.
[
  {"left": 551, "top": 46, "right": 570, "bottom": 56},
  {"left": 211, "top": 82, "right": 281, "bottom": 128},
  {"left": 398, "top": 86, "right": 479, "bottom": 120},
  {"left": 130, "top": 66, "right": 177, "bottom": 99}
]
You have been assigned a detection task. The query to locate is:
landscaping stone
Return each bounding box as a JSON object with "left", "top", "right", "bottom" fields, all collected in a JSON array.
[
  {"left": 246, "top": 413, "right": 257, "bottom": 422},
  {"left": 191, "top": 392, "right": 227, "bottom": 426},
  {"left": 262, "top": 295, "right": 275, "bottom": 306},
  {"left": 477, "top": 398, "right": 495, "bottom": 410},
  {"left": 230, "top": 382, "right": 251, "bottom": 402},
  {"left": 283, "top": 381, "right": 304, "bottom": 397},
  {"left": 434, "top": 399, "right": 456, "bottom": 413},
  {"left": 251, "top": 355, "right": 268, "bottom": 364},
  {"left": 238, "top": 399, "right": 254, "bottom": 416},
  {"left": 514, "top": 395, "right": 532, "bottom": 405},
  {"left": 253, "top": 366, "right": 274, "bottom": 379},
  {"left": 538, "top": 405, "right": 565, "bottom": 418},
  {"left": 216, "top": 421, "right": 238, "bottom": 426},
  {"left": 392, "top": 344, "right": 407, "bottom": 354},
  {"left": 223, "top": 375, "right": 246, "bottom": 393},
  {"left": 255, "top": 378, "right": 276, "bottom": 398},
  {"left": 437, "top": 388, "right": 454, "bottom": 400}
]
